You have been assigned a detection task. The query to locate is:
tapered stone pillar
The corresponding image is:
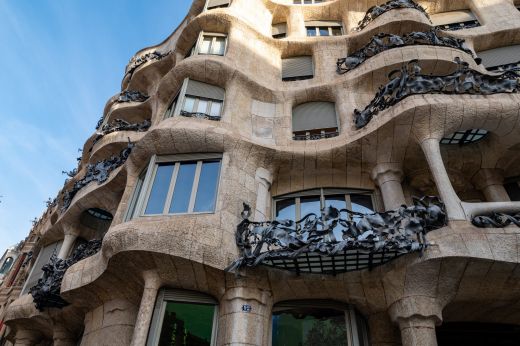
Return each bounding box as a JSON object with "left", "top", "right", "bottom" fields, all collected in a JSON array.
[
  {"left": 472, "top": 168, "right": 511, "bottom": 202},
  {"left": 287, "top": 6, "right": 306, "bottom": 38},
  {"left": 419, "top": 138, "right": 466, "bottom": 220},
  {"left": 371, "top": 163, "right": 406, "bottom": 211},
  {"left": 58, "top": 226, "right": 79, "bottom": 259},
  {"left": 254, "top": 168, "right": 273, "bottom": 221},
  {"left": 130, "top": 271, "right": 161, "bottom": 346}
]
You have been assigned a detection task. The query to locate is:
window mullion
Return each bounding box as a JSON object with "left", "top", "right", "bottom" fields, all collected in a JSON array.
[
  {"left": 188, "top": 161, "right": 203, "bottom": 212},
  {"left": 295, "top": 197, "right": 301, "bottom": 221},
  {"left": 173, "top": 78, "right": 189, "bottom": 116},
  {"left": 163, "top": 163, "right": 180, "bottom": 214},
  {"left": 345, "top": 194, "right": 352, "bottom": 220},
  {"left": 137, "top": 156, "right": 159, "bottom": 216}
]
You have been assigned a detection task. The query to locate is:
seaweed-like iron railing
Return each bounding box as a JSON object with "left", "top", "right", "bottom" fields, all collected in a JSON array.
[
  {"left": 61, "top": 142, "right": 133, "bottom": 211},
  {"left": 117, "top": 90, "right": 149, "bottom": 103},
  {"left": 472, "top": 213, "right": 520, "bottom": 228},
  {"left": 337, "top": 29, "right": 475, "bottom": 73},
  {"left": 353, "top": 0, "right": 430, "bottom": 32},
  {"left": 292, "top": 130, "right": 340, "bottom": 141},
  {"left": 436, "top": 20, "right": 480, "bottom": 32},
  {"left": 89, "top": 119, "right": 151, "bottom": 152},
  {"left": 226, "top": 196, "right": 446, "bottom": 274},
  {"left": 30, "top": 240, "right": 102, "bottom": 311},
  {"left": 354, "top": 58, "right": 520, "bottom": 129},
  {"left": 125, "top": 50, "right": 170, "bottom": 78},
  {"left": 180, "top": 110, "right": 221, "bottom": 121}
]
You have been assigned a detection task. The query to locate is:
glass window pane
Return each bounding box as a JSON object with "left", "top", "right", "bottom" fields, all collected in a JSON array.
[
  {"left": 319, "top": 27, "right": 330, "bottom": 36},
  {"left": 306, "top": 27, "right": 316, "bottom": 36},
  {"left": 144, "top": 164, "right": 175, "bottom": 215},
  {"left": 209, "top": 101, "right": 222, "bottom": 117},
  {"left": 158, "top": 301, "right": 215, "bottom": 346},
  {"left": 183, "top": 97, "right": 196, "bottom": 113},
  {"left": 194, "top": 160, "right": 221, "bottom": 212},
  {"left": 276, "top": 198, "right": 296, "bottom": 222},
  {"left": 331, "top": 27, "right": 342, "bottom": 36},
  {"left": 351, "top": 194, "right": 374, "bottom": 223},
  {"left": 325, "top": 195, "right": 347, "bottom": 241},
  {"left": 300, "top": 196, "right": 321, "bottom": 220},
  {"left": 212, "top": 37, "right": 225, "bottom": 55},
  {"left": 169, "top": 162, "right": 197, "bottom": 214},
  {"left": 200, "top": 37, "right": 212, "bottom": 54},
  {"left": 196, "top": 99, "right": 209, "bottom": 114},
  {"left": 272, "top": 308, "right": 348, "bottom": 346}
]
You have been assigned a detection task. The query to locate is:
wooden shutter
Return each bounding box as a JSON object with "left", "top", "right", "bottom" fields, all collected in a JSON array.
[
  {"left": 478, "top": 45, "right": 520, "bottom": 68},
  {"left": 431, "top": 10, "right": 477, "bottom": 26},
  {"left": 292, "top": 102, "right": 337, "bottom": 132},
  {"left": 282, "top": 56, "right": 314, "bottom": 79},
  {"left": 207, "top": 0, "right": 230, "bottom": 9},
  {"left": 185, "top": 80, "right": 225, "bottom": 100},
  {"left": 272, "top": 23, "right": 287, "bottom": 36}
]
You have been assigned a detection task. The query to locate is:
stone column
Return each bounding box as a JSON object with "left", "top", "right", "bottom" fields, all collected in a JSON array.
[
  {"left": 368, "top": 312, "right": 401, "bottom": 346},
  {"left": 217, "top": 287, "right": 272, "bottom": 346},
  {"left": 255, "top": 168, "right": 273, "bottom": 221},
  {"left": 419, "top": 138, "right": 466, "bottom": 220},
  {"left": 287, "top": 6, "right": 306, "bottom": 38},
  {"left": 53, "top": 324, "right": 76, "bottom": 346},
  {"left": 472, "top": 168, "right": 511, "bottom": 202},
  {"left": 389, "top": 296, "right": 442, "bottom": 346},
  {"left": 371, "top": 163, "right": 406, "bottom": 211},
  {"left": 130, "top": 271, "right": 161, "bottom": 346},
  {"left": 58, "top": 226, "right": 79, "bottom": 259},
  {"left": 13, "top": 329, "right": 41, "bottom": 346}
]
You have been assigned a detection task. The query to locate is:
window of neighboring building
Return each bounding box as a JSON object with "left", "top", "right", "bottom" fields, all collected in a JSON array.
[
  {"left": 272, "top": 300, "right": 369, "bottom": 346},
  {"left": 305, "top": 21, "right": 343, "bottom": 37},
  {"left": 477, "top": 45, "right": 520, "bottom": 71},
  {"left": 292, "top": 102, "right": 339, "bottom": 140},
  {"left": 165, "top": 79, "right": 225, "bottom": 120},
  {"left": 505, "top": 179, "right": 520, "bottom": 201},
  {"left": 205, "top": 0, "right": 231, "bottom": 10},
  {"left": 272, "top": 23, "right": 287, "bottom": 39},
  {"left": 274, "top": 188, "right": 374, "bottom": 240},
  {"left": 293, "top": 0, "right": 325, "bottom": 4},
  {"left": 147, "top": 289, "right": 218, "bottom": 346},
  {"left": 129, "top": 154, "right": 222, "bottom": 218},
  {"left": 0, "top": 257, "right": 14, "bottom": 275},
  {"left": 21, "top": 241, "right": 63, "bottom": 295},
  {"left": 282, "top": 56, "right": 314, "bottom": 81},
  {"left": 431, "top": 10, "right": 480, "bottom": 31},
  {"left": 440, "top": 129, "right": 488, "bottom": 145}
]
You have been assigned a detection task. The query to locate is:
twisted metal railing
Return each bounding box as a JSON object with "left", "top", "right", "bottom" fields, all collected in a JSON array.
[
  {"left": 180, "top": 110, "right": 221, "bottom": 121},
  {"left": 472, "top": 213, "right": 520, "bottom": 228},
  {"left": 226, "top": 196, "right": 446, "bottom": 275}
]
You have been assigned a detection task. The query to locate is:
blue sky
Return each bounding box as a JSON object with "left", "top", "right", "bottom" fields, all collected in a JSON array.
[{"left": 0, "top": 0, "right": 191, "bottom": 251}]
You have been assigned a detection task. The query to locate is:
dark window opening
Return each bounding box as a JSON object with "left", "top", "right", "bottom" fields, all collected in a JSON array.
[
  {"left": 437, "top": 322, "right": 520, "bottom": 346},
  {"left": 440, "top": 129, "right": 488, "bottom": 145}
]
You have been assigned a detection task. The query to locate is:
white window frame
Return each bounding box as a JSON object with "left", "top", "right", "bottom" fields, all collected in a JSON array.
[
  {"left": 147, "top": 289, "right": 219, "bottom": 346},
  {"left": 181, "top": 96, "right": 223, "bottom": 118},
  {"left": 293, "top": 0, "right": 325, "bottom": 4},
  {"left": 273, "top": 188, "right": 375, "bottom": 221},
  {"left": 305, "top": 25, "right": 343, "bottom": 37},
  {"left": 132, "top": 153, "right": 223, "bottom": 218},
  {"left": 193, "top": 32, "right": 227, "bottom": 56},
  {"left": 20, "top": 241, "right": 63, "bottom": 296},
  {"left": 165, "top": 78, "right": 225, "bottom": 119}
]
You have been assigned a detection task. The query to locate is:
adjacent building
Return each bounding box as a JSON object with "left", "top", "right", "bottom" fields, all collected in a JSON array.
[{"left": 1, "top": 0, "right": 520, "bottom": 345}]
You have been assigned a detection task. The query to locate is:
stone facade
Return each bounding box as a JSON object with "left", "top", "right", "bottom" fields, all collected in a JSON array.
[{"left": 2, "top": 0, "right": 520, "bottom": 345}]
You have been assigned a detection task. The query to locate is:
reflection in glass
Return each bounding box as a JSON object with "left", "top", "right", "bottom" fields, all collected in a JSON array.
[
  {"left": 300, "top": 196, "right": 321, "bottom": 219},
  {"left": 306, "top": 28, "right": 316, "bottom": 36},
  {"left": 272, "top": 307, "right": 348, "bottom": 346},
  {"left": 200, "top": 37, "right": 212, "bottom": 54},
  {"left": 158, "top": 302, "right": 215, "bottom": 346},
  {"left": 350, "top": 194, "right": 374, "bottom": 223},
  {"left": 169, "top": 163, "right": 197, "bottom": 214},
  {"left": 183, "top": 97, "right": 196, "bottom": 113},
  {"left": 0, "top": 257, "right": 14, "bottom": 274},
  {"left": 145, "top": 164, "right": 174, "bottom": 215},
  {"left": 276, "top": 198, "right": 296, "bottom": 222},
  {"left": 319, "top": 27, "right": 329, "bottom": 36},
  {"left": 325, "top": 195, "right": 347, "bottom": 240},
  {"left": 209, "top": 102, "right": 222, "bottom": 117},
  {"left": 196, "top": 99, "right": 208, "bottom": 114},
  {"left": 194, "top": 161, "right": 221, "bottom": 212},
  {"left": 213, "top": 38, "right": 225, "bottom": 55}
]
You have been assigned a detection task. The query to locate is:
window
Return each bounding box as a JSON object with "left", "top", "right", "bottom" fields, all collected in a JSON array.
[
  {"left": 147, "top": 289, "right": 218, "bottom": 346},
  {"left": 292, "top": 102, "right": 339, "bottom": 140},
  {"left": 505, "top": 179, "right": 520, "bottom": 201},
  {"left": 21, "top": 241, "right": 63, "bottom": 295},
  {"left": 129, "top": 154, "right": 222, "bottom": 218},
  {"left": 477, "top": 45, "right": 520, "bottom": 71},
  {"left": 440, "top": 129, "right": 488, "bottom": 145},
  {"left": 0, "top": 257, "right": 14, "bottom": 275},
  {"left": 197, "top": 33, "right": 227, "bottom": 56},
  {"left": 431, "top": 10, "right": 480, "bottom": 31},
  {"left": 272, "top": 23, "right": 287, "bottom": 39},
  {"left": 165, "top": 79, "right": 225, "bottom": 120},
  {"left": 282, "top": 56, "right": 314, "bottom": 81},
  {"left": 305, "top": 21, "right": 343, "bottom": 37},
  {"left": 272, "top": 300, "right": 369, "bottom": 346},
  {"left": 293, "top": 0, "right": 325, "bottom": 4},
  {"left": 205, "top": 0, "right": 230, "bottom": 10},
  {"left": 274, "top": 188, "right": 374, "bottom": 240}
]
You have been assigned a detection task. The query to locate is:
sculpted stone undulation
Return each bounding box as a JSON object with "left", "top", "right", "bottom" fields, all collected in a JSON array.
[{"left": 353, "top": 0, "right": 430, "bottom": 32}]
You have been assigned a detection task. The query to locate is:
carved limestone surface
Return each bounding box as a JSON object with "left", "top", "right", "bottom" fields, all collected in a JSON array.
[
  {"left": 226, "top": 196, "right": 447, "bottom": 275},
  {"left": 90, "top": 119, "right": 151, "bottom": 152},
  {"left": 353, "top": 0, "right": 430, "bottom": 32},
  {"left": 337, "top": 29, "right": 474, "bottom": 73},
  {"left": 61, "top": 142, "right": 134, "bottom": 211},
  {"left": 29, "top": 240, "right": 102, "bottom": 311},
  {"left": 472, "top": 213, "right": 520, "bottom": 228},
  {"left": 354, "top": 58, "right": 520, "bottom": 129},
  {"left": 117, "top": 90, "right": 149, "bottom": 103}
]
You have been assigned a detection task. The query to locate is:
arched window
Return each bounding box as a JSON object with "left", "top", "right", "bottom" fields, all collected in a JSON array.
[
  {"left": 0, "top": 257, "right": 14, "bottom": 274},
  {"left": 292, "top": 102, "right": 339, "bottom": 140},
  {"left": 272, "top": 300, "right": 368, "bottom": 346},
  {"left": 147, "top": 289, "right": 218, "bottom": 346}
]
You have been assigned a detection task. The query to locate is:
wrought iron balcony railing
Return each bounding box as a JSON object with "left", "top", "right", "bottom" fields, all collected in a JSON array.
[
  {"left": 292, "top": 130, "right": 339, "bottom": 141},
  {"left": 180, "top": 110, "right": 221, "bottom": 121},
  {"left": 472, "top": 213, "right": 520, "bottom": 228},
  {"left": 226, "top": 196, "right": 447, "bottom": 275}
]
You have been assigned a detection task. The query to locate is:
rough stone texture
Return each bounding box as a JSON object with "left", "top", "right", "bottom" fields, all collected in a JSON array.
[{"left": 2, "top": 0, "right": 520, "bottom": 345}]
